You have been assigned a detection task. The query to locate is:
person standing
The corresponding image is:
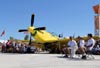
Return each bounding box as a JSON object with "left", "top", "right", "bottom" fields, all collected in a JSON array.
[{"left": 68, "top": 36, "right": 78, "bottom": 58}]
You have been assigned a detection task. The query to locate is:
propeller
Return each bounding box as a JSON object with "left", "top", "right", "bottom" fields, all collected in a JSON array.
[
  {"left": 29, "top": 35, "right": 32, "bottom": 45},
  {"left": 34, "top": 27, "right": 46, "bottom": 30},
  {"left": 31, "top": 14, "right": 34, "bottom": 26},
  {"left": 18, "top": 29, "right": 28, "bottom": 32},
  {"left": 18, "top": 13, "right": 46, "bottom": 45}
]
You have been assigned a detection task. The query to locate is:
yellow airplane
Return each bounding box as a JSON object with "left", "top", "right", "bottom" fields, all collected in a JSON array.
[
  {"left": 18, "top": 14, "right": 100, "bottom": 45},
  {"left": 18, "top": 14, "right": 61, "bottom": 44}
]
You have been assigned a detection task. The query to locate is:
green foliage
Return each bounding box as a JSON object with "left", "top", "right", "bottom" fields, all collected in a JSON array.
[
  {"left": 24, "top": 35, "right": 29, "bottom": 40},
  {"left": 9, "top": 36, "right": 14, "bottom": 40}
]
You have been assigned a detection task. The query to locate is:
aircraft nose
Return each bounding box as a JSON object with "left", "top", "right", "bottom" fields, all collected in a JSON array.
[{"left": 28, "top": 27, "right": 35, "bottom": 33}]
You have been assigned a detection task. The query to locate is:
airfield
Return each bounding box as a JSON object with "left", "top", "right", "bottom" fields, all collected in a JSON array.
[{"left": 0, "top": 53, "right": 100, "bottom": 68}]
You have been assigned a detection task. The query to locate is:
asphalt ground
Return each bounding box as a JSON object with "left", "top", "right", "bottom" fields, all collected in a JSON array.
[{"left": 0, "top": 53, "right": 100, "bottom": 68}]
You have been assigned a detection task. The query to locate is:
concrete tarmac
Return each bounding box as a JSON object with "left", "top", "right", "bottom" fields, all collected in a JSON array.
[{"left": 0, "top": 53, "right": 100, "bottom": 68}]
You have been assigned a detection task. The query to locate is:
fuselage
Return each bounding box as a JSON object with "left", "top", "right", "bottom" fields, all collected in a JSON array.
[{"left": 28, "top": 26, "right": 59, "bottom": 43}]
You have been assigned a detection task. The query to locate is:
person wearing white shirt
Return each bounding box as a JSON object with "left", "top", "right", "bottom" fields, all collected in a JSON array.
[
  {"left": 77, "top": 36, "right": 86, "bottom": 59},
  {"left": 68, "top": 36, "right": 78, "bottom": 58},
  {"left": 81, "top": 33, "right": 95, "bottom": 59},
  {"left": 85, "top": 34, "right": 95, "bottom": 51}
]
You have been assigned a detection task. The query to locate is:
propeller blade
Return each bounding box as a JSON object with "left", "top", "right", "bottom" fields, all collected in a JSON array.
[
  {"left": 34, "top": 27, "right": 46, "bottom": 30},
  {"left": 31, "top": 14, "right": 35, "bottom": 26},
  {"left": 29, "top": 34, "right": 32, "bottom": 45},
  {"left": 18, "top": 29, "right": 28, "bottom": 32}
]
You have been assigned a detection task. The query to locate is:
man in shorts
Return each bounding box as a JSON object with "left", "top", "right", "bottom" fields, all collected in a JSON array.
[
  {"left": 77, "top": 36, "right": 86, "bottom": 59},
  {"left": 85, "top": 33, "right": 95, "bottom": 52}
]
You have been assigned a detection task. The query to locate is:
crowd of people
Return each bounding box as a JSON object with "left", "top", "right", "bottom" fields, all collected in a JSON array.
[
  {"left": 0, "top": 33, "right": 100, "bottom": 59},
  {"left": 92, "top": 40, "right": 100, "bottom": 55},
  {"left": 0, "top": 40, "right": 37, "bottom": 53}
]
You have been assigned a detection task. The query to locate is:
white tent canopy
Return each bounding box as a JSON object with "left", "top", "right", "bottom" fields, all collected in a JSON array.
[{"left": 0, "top": 40, "right": 7, "bottom": 43}]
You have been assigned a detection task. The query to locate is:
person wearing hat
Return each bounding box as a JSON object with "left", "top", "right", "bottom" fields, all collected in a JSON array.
[{"left": 68, "top": 36, "right": 78, "bottom": 58}]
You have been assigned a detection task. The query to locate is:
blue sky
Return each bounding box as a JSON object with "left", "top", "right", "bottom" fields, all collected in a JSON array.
[{"left": 0, "top": 0, "right": 100, "bottom": 40}]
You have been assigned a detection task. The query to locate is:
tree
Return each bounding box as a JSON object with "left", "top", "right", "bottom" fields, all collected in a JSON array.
[
  {"left": 9, "top": 36, "right": 14, "bottom": 40},
  {"left": 24, "top": 35, "right": 29, "bottom": 40}
]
